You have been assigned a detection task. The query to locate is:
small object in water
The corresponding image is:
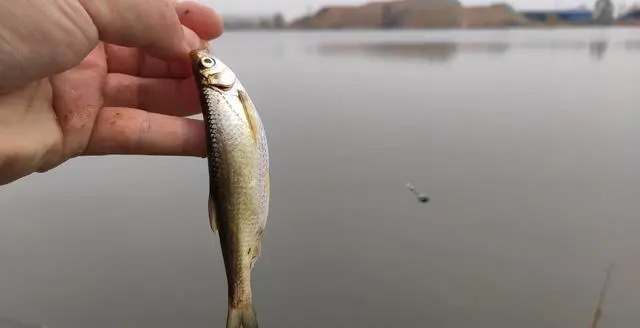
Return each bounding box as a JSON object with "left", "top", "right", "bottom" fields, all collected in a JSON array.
[
  {"left": 406, "top": 182, "right": 429, "bottom": 203},
  {"left": 191, "top": 45, "right": 270, "bottom": 328},
  {"left": 591, "top": 263, "right": 614, "bottom": 328}
]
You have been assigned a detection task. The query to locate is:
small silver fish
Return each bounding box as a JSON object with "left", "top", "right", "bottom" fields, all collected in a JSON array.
[{"left": 190, "top": 47, "right": 270, "bottom": 328}]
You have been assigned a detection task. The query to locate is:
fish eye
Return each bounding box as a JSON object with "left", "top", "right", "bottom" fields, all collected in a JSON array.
[{"left": 200, "top": 57, "right": 215, "bottom": 68}]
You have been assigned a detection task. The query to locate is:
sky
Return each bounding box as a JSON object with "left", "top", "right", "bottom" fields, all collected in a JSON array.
[{"left": 203, "top": 0, "right": 640, "bottom": 20}]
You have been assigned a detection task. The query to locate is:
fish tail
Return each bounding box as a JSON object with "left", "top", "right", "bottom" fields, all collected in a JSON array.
[{"left": 226, "top": 304, "right": 258, "bottom": 328}]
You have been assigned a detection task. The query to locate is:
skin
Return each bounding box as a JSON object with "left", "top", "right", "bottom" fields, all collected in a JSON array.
[{"left": 0, "top": 0, "right": 224, "bottom": 186}]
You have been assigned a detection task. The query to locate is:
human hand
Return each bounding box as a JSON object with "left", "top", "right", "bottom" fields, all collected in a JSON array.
[{"left": 0, "top": 0, "right": 223, "bottom": 186}]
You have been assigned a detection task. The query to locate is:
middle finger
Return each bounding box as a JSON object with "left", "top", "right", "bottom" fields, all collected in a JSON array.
[
  {"left": 105, "top": 44, "right": 194, "bottom": 79},
  {"left": 103, "top": 73, "right": 201, "bottom": 117}
]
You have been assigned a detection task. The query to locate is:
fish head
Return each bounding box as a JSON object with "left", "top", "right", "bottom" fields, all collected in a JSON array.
[{"left": 190, "top": 48, "right": 237, "bottom": 90}]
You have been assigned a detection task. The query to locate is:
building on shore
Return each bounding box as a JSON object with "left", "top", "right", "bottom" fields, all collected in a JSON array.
[
  {"left": 223, "top": 13, "right": 287, "bottom": 30},
  {"left": 520, "top": 7, "right": 594, "bottom": 25},
  {"left": 617, "top": 6, "right": 640, "bottom": 23}
]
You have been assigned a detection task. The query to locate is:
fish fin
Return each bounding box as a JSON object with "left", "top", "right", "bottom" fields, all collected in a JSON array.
[
  {"left": 239, "top": 90, "right": 261, "bottom": 143},
  {"left": 208, "top": 195, "right": 218, "bottom": 233},
  {"left": 250, "top": 240, "right": 262, "bottom": 269},
  {"left": 226, "top": 304, "right": 258, "bottom": 328}
]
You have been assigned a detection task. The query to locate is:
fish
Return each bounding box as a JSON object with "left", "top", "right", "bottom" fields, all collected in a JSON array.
[{"left": 190, "top": 46, "right": 270, "bottom": 328}]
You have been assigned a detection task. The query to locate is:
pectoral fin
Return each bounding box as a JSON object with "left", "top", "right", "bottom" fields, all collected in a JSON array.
[
  {"left": 208, "top": 195, "right": 218, "bottom": 233},
  {"left": 239, "top": 90, "right": 260, "bottom": 143}
]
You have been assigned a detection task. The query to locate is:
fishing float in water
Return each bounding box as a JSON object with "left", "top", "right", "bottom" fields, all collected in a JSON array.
[
  {"left": 406, "top": 182, "right": 429, "bottom": 203},
  {"left": 591, "top": 263, "right": 614, "bottom": 328}
]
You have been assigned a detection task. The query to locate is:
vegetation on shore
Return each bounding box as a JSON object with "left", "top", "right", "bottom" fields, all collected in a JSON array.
[{"left": 223, "top": 0, "right": 635, "bottom": 31}]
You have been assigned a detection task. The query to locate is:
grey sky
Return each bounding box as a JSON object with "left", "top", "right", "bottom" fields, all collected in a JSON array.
[{"left": 202, "top": 0, "right": 639, "bottom": 20}]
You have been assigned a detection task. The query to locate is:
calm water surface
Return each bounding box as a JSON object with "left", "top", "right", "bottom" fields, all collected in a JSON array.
[{"left": 2, "top": 28, "right": 640, "bottom": 327}]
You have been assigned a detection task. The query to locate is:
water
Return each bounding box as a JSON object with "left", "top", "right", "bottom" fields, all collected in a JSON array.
[{"left": 2, "top": 28, "right": 640, "bottom": 327}]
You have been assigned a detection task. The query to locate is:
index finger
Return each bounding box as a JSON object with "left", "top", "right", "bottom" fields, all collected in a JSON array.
[
  {"left": 104, "top": 1, "right": 224, "bottom": 79},
  {"left": 79, "top": 0, "right": 204, "bottom": 61}
]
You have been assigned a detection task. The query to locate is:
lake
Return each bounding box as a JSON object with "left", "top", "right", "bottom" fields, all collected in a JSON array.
[{"left": 2, "top": 28, "right": 640, "bottom": 327}]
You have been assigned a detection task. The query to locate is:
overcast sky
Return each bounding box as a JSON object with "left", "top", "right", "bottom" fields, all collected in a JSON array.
[{"left": 202, "top": 0, "right": 639, "bottom": 19}]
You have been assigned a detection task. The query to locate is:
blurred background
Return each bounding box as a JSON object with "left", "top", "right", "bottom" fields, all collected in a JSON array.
[{"left": 2, "top": 0, "right": 640, "bottom": 327}]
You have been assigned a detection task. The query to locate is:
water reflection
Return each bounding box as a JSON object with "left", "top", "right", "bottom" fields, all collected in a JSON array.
[
  {"left": 0, "top": 317, "right": 45, "bottom": 328},
  {"left": 315, "top": 41, "right": 507, "bottom": 62},
  {"left": 315, "top": 38, "right": 640, "bottom": 62},
  {"left": 623, "top": 39, "right": 640, "bottom": 50},
  {"left": 317, "top": 42, "right": 460, "bottom": 62},
  {"left": 589, "top": 39, "right": 609, "bottom": 60}
]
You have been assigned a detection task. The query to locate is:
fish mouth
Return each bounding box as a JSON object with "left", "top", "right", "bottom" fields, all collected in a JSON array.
[
  {"left": 189, "top": 39, "right": 211, "bottom": 59},
  {"left": 189, "top": 48, "right": 210, "bottom": 62}
]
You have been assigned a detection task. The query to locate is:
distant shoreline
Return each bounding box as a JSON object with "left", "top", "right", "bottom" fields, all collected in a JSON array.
[
  {"left": 223, "top": 0, "right": 636, "bottom": 31},
  {"left": 223, "top": 24, "right": 639, "bottom": 32}
]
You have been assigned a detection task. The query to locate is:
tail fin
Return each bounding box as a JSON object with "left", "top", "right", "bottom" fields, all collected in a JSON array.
[{"left": 226, "top": 304, "right": 259, "bottom": 328}]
